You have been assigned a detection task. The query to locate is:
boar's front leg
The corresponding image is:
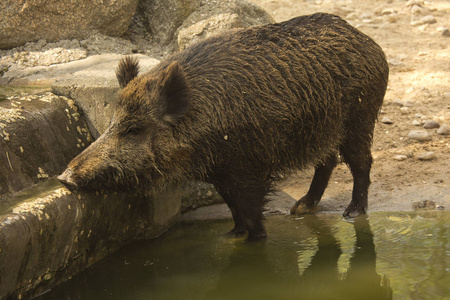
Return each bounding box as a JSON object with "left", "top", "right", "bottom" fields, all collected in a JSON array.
[
  {"left": 238, "top": 183, "right": 268, "bottom": 240},
  {"left": 213, "top": 185, "right": 247, "bottom": 235},
  {"left": 211, "top": 174, "right": 268, "bottom": 240}
]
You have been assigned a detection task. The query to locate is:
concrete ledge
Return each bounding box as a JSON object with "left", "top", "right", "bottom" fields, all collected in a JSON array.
[
  {"left": 0, "top": 93, "right": 91, "bottom": 198},
  {"left": 0, "top": 180, "right": 182, "bottom": 299}
]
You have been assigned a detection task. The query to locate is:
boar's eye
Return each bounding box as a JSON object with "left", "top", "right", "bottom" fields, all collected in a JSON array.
[{"left": 125, "top": 126, "right": 142, "bottom": 136}]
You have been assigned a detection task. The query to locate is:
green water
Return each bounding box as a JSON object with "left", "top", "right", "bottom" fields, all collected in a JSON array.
[{"left": 38, "top": 212, "right": 449, "bottom": 300}]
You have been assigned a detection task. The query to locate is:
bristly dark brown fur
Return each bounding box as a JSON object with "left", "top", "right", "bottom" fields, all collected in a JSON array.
[
  {"left": 116, "top": 56, "right": 140, "bottom": 88},
  {"left": 60, "top": 13, "right": 389, "bottom": 240}
]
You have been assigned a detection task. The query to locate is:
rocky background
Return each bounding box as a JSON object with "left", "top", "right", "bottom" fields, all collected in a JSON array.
[{"left": 0, "top": 0, "right": 273, "bottom": 79}]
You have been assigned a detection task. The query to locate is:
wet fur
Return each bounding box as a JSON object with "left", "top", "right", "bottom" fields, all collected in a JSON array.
[{"left": 62, "top": 13, "right": 389, "bottom": 239}]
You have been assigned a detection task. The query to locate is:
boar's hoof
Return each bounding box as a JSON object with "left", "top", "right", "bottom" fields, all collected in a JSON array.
[
  {"left": 342, "top": 206, "right": 367, "bottom": 218},
  {"left": 290, "top": 197, "right": 318, "bottom": 215},
  {"left": 247, "top": 232, "right": 268, "bottom": 241},
  {"left": 58, "top": 169, "right": 79, "bottom": 190},
  {"left": 227, "top": 227, "right": 247, "bottom": 236}
]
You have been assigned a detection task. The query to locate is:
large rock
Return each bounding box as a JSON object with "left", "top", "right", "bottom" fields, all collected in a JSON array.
[
  {"left": 0, "top": 92, "right": 91, "bottom": 198},
  {"left": 129, "top": 0, "right": 202, "bottom": 45},
  {"left": 0, "top": 0, "right": 138, "bottom": 49},
  {"left": 176, "top": 0, "right": 275, "bottom": 50}
]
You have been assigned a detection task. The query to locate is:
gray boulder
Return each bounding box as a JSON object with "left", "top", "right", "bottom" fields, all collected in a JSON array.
[
  {"left": 0, "top": 0, "right": 138, "bottom": 49},
  {"left": 0, "top": 93, "right": 91, "bottom": 197},
  {"left": 176, "top": 0, "right": 275, "bottom": 50},
  {"left": 129, "top": 0, "right": 202, "bottom": 46}
]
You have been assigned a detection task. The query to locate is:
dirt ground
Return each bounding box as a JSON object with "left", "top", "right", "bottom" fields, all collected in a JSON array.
[{"left": 249, "top": 0, "right": 450, "bottom": 213}]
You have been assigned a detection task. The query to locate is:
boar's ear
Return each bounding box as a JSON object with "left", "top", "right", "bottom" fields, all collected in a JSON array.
[
  {"left": 116, "top": 56, "right": 140, "bottom": 88},
  {"left": 158, "top": 61, "right": 190, "bottom": 125}
]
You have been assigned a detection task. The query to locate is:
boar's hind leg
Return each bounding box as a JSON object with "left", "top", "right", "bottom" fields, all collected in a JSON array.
[
  {"left": 340, "top": 132, "right": 374, "bottom": 218},
  {"left": 290, "top": 155, "right": 338, "bottom": 215}
]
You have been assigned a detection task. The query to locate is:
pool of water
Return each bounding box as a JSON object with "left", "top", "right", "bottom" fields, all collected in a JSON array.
[{"left": 37, "top": 211, "right": 449, "bottom": 300}]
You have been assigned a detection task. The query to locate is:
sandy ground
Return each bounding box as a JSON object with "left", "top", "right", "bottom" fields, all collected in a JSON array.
[{"left": 249, "top": 0, "right": 450, "bottom": 214}]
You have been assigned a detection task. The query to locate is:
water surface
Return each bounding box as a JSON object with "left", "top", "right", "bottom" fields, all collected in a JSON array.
[{"left": 38, "top": 211, "right": 449, "bottom": 300}]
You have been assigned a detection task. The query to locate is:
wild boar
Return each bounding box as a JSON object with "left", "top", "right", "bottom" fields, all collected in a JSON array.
[{"left": 59, "top": 13, "right": 389, "bottom": 240}]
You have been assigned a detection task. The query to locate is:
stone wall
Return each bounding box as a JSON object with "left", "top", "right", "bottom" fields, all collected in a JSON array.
[{"left": 0, "top": 0, "right": 138, "bottom": 49}]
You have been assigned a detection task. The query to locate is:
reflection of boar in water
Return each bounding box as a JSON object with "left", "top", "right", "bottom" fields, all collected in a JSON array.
[{"left": 59, "top": 13, "right": 389, "bottom": 240}]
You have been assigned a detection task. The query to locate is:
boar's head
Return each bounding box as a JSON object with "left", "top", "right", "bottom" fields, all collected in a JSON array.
[{"left": 58, "top": 56, "right": 192, "bottom": 191}]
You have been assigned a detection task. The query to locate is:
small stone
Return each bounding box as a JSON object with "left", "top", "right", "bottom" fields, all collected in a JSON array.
[
  {"left": 420, "top": 15, "right": 437, "bottom": 24},
  {"left": 442, "top": 29, "right": 450, "bottom": 37},
  {"left": 411, "top": 15, "right": 436, "bottom": 26},
  {"left": 412, "top": 120, "right": 421, "bottom": 126},
  {"left": 408, "top": 130, "right": 432, "bottom": 141},
  {"left": 393, "top": 155, "right": 408, "bottom": 161},
  {"left": 388, "top": 59, "right": 404, "bottom": 67},
  {"left": 381, "top": 8, "right": 396, "bottom": 15},
  {"left": 392, "top": 99, "right": 404, "bottom": 106},
  {"left": 417, "top": 152, "right": 436, "bottom": 160},
  {"left": 400, "top": 107, "right": 409, "bottom": 114},
  {"left": 410, "top": 4, "right": 426, "bottom": 15},
  {"left": 403, "top": 100, "right": 414, "bottom": 107},
  {"left": 436, "top": 25, "right": 449, "bottom": 35},
  {"left": 421, "top": 15, "right": 436, "bottom": 24},
  {"left": 423, "top": 120, "right": 440, "bottom": 129},
  {"left": 359, "top": 13, "right": 372, "bottom": 20},
  {"left": 406, "top": 1, "right": 424, "bottom": 8},
  {"left": 412, "top": 200, "right": 439, "bottom": 210},
  {"left": 381, "top": 116, "right": 394, "bottom": 124},
  {"left": 437, "top": 124, "right": 449, "bottom": 135}
]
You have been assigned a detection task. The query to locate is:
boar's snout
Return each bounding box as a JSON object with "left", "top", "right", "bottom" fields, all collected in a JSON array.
[{"left": 58, "top": 168, "right": 79, "bottom": 190}]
